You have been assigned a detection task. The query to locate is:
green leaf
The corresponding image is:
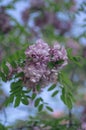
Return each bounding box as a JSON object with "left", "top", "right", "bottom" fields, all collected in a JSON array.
[
  {"left": 61, "top": 87, "right": 67, "bottom": 104},
  {"left": 39, "top": 97, "right": 43, "bottom": 102},
  {"left": 31, "top": 93, "right": 36, "bottom": 100},
  {"left": 10, "top": 86, "right": 22, "bottom": 95},
  {"left": 46, "top": 106, "right": 53, "bottom": 112},
  {"left": 47, "top": 60, "right": 64, "bottom": 69},
  {"left": 11, "top": 82, "right": 20, "bottom": 90},
  {"left": 55, "top": 60, "right": 64, "bottom": 65},
  {"left": 11, "top": 83, "right": 22, "bottom": 91},
  {"left": 67, "top": 48, "right": 73, "bottom": 60},
  {"left": 38, "top": 104, "right": 43, "bottom": 112},
  {"left": 36, "top": 85, "right": 41, "bottom": 92},
  {"left": 9, "top": 95, "right": 14, "bottom": 103},
  {"left": 16, "top": 80, "right": 23, "bottom": 86},
  {"left": 2, "top": 63, "right": 9, "bottom": 75},
  {"left": 0, "top": 71, "right": 7, "bottom": 82},
  {"left": 35, "top": 98, "right": 41, "bottom": 107},
  {"left": 72, "top": 56, "right": 80, "bottom": 62},
  {"left": 59, "top": 72, "right": 73, "bottom": 87},
  {"left": 68, "top": 92, "right": 75, "bottom": 102},
  {"left": 72, "top": 56, "right": 82, "bottom": 67},
  {"left": 10, "top": 80, "right": 22, "bottom": 94},
  {"left": 0, "top": 123, "right": 7, "bottom": 130},
  {"left": 14, "top": 96, "right": 21, "bottom": 107},
  {"left": 61, "top": 94, "right": 66, "bottom": 105},
  {"left": 51, "top": 90, "right": 59, "bottom": 97},
  {"left": 15, "top": 72, "right": 24, "bottom": 78},
  {"left": 4, "top": 98, "right": 10, "bottom": 107},
  {"left": 67, "top": 48, "right": 82, "bottom": 67},
  {"left": 21, "top": 98, "right": 29, "bottom": 105},
  {"left": 23, "top": 89, "right": 31, "bottom": 93},
  {"left": 48, "top": 84, "right": 56, "bottom": 91},
  {"left": 66, "top": 96, "right": 72, "bottom": 109},
  {"left": 9, "top": 60, "right": 17, "bottom": 68},
  {"left": 61, "top": 87, "right": 73, "bottom": 109},
  {"left": 4, "top": 95, "right": 15, "bottom": 107},
  {"left": 47, "top": 62, "right": 54, "bottom": 69}
]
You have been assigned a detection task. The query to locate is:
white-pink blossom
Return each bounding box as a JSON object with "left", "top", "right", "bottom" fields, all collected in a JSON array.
[
  {"left": 24, "top": 39, "right": 68, "bottom": 89},
  {"left": 6, "top": 39, "right": 68, "bottom": 90},
  {"left": 25, "top": 39, "right": 50, "bottom": 63}
]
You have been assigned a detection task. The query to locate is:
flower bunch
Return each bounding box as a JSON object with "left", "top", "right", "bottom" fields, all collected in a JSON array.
[
  {"left": 6, "top": 39, "right": 68, "bottom": 91},
  {"left": 24, "top": 39, "right": 68, "bottom": 89}
]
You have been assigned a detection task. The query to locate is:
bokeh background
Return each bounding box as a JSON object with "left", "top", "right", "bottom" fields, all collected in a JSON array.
[{"left": 0, "top": 0, "right": 86, "bottom": 129}]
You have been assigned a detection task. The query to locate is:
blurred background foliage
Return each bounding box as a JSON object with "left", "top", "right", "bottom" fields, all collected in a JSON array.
[{"left": 0, "top": 0, "right": 86, "bottom": 129}]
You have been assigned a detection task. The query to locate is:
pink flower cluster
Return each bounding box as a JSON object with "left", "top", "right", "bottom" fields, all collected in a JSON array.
[
  {"left": 24, "top": 39, "right": 68, "bottom": 89},
  {"left": 25, "top": 39, "right": 50, "bottom": 63},
  {"left": 6, "top": 39, "right": 68, "bottom": 90}
]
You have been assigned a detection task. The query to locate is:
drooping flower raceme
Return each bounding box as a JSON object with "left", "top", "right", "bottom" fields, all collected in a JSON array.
[
  {"left": 23, "top": 39, "right": 68, "bottom": 89},
  {"left": 6, "top": 39, "right": 68, "bottom": 91}
]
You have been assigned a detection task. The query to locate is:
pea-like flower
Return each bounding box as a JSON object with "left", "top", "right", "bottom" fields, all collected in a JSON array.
[
  {"left": 6, "top": 39, "right": 68, "bottom": 91},
  {"left": 24, "top": 39, "right": 68, "bottom": 89}
]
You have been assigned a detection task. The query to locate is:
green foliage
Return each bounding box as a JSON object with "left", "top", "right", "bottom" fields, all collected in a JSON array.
[
  {"left": 0, "top": 123, "right": 8, "bottom": 130},
  {"left": 48, "top": 60, "right": 64, "bottom": 69},
  {"left": 4, "top": 80, "right": 29, "bottom": 107},
  {"left": 58, "top": 72, "right": 74, "bottom": 109},
  {"left": 51, "top": 90, "right": 59, "bottom": 97},
  {"left": 35, "top": 98, "right": 42, "bottom": 107},
  {"left": 31, "top": 93, "right": 36, "bottom": 100},
  {"left": 0, "top": 71, "right": 7, "bottom": 82},
  {"left": 20, "top": 113, "right": 80, "bottom": 130},
  {"left": 36, "top": 85, "right": 41, "bottom": 92},
  {"left": 21, "top": 97, "right": 29, "bottom": 105},
  {"left": 0, "top": 62, "right": 9, "bottom": 82},
  {"left": 61, "top": 87, "right": 73, "bottom": 109},
  {"left": 38, "top": 104, "right": 44, "bottom": 112},
  {"left": 67, "top": 48, "right": 83, "bottom": 67},
  {"left": 46, "top": 106, "right": 53, "bottom": 112},
  {"left": 48, "top": 84, "right": 57, "bottom": 91}
]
